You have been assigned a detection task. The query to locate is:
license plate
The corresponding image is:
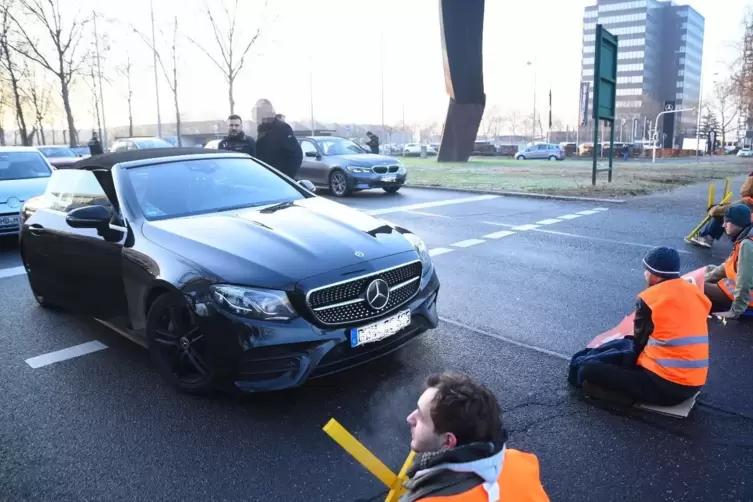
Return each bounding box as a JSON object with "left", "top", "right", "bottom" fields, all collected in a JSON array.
[
  {"left": 0, "top": 215, "right": 19, "bottom": 227},
  {"left": 350, "top": 309, "right": 411, "bottom": 347},
  {"left": 381, "top": 175, "right": 396, "bottom": 182}
]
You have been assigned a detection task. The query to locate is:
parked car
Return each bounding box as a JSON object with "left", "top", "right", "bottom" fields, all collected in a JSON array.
[
  {"left": 203, "top": 139, "right": 221, "bottom": 149},
  {"left": 298, "top": 136, "right": 407, "bottom": 197},
  {"left": 36, "top": 145, "right": 81, "bottom": 169},
  {"left": 514, "top": 143, "right": 565, "bottom": 161},
  {"left": 403, "top": 143, "right": 437, "bottom": 157},
  {"left": 737, "top": 148, "right": 753, "bottom": 158},
  {"left": 110, "top": 137, "right": 174, "bottom": 152},
  {"left": 70, "top": 146, "right": 91, "bottom": 158},
  {"left": 472, "top": 141, "right": 497, "bottom": 156},
  {"left": 0, "top": 147, "right": 53, "bottom": 236},
  {"left": 19, "top": 148, "right": 439, "bottom": 394}
]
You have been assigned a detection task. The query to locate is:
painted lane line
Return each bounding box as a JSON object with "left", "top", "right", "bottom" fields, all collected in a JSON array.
[
  {"left": 557, "top": 214, "right": 582, "bottom": 220},
  {"left": 577, "top": 210, "right": 600, "bottom": 215},
  {"left": 0, "top": 266, "right": 27, "bottom": 279},
  {"left": 536, "top": 219, "right": 562, "bottom": 225},
  {"left": 511, "top": 224, "right": 540, "bottom": 231},
  {"left": 403, "top": 210, "right": 451, "bottom": 218},
  {"left": 526, "top": 228, "right": 692, "bottom": 254},
  {"left": 482, "top": 221, "right": 515, "bottom": 228},
  {"left": 483, "top": 230, "right": 516, "bottom": 239},
  {"left": 429, "top": 247, "right": 454, "bottom": 257},
  {"left": 593, "top": 208, "right": 610, "bottom": 211},
  {"left": 452, "top": 239, "right": 485, "bottom": 248},
  {"left": 368, "top": 194, "right": 499, "bottom": 216},
  {"left": 25, "top": 341, "right": 108, "bottom": 369}
]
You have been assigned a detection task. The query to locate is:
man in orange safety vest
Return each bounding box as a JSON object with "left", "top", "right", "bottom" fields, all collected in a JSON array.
[{"left": 400, "top": 372, "right": 549, "bottom": 501}]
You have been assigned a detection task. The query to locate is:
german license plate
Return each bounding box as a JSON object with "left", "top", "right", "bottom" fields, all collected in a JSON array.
[
  {"left": 381, "top": 175, "right": 396, "bottom": 182},
  {"left": 350, "top": 310, "right": 411, "bottom": 347},
  {"left": 0, "top": 214, "right": 19, "bottom": 227}
]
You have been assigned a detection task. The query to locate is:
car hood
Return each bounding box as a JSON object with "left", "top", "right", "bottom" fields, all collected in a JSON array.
[
  {"left": 328, "top": 153, "right": 400, "bottom": 167},
  {"left": 0, "top": 177, "right": 50, "bottom": 204},
  {"left": 141, "top": 197, "right": 416, "bottom": 289}
]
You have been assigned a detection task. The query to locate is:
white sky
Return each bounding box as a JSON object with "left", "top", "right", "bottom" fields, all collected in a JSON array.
[{"left": 35, "top": 0, "right": 753, "bottom": 131}]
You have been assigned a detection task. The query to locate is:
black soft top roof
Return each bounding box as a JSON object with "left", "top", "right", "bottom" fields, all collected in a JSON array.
[{"left": 72, "top": 147, "right": 226, "bottom": 171}]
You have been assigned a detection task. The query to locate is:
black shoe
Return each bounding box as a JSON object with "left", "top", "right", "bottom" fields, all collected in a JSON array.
[{"left": 582, "top": 381, "right": 636, "bottom": 406}]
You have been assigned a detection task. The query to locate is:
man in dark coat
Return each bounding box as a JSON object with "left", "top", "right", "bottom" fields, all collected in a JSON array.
[
  {"left": 253, "top": 99, "right": 303, "bottom": 180},
  {"left": 88, "top": 132, "right": 104, "bottom": 156},
  {"left": 218, "top": 114, "right": 256, "bottom": 157}
]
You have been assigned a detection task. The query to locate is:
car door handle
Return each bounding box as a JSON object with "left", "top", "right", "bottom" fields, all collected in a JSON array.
[{"left": 29, "top": 223, "right": 44, "bottom": 236}]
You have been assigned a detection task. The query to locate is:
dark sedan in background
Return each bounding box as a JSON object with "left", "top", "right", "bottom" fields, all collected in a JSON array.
[
  {"left": 19, "top": 148, "right": 439, "bottom": 394},
  {"left": 298, "top": 136, "right": 407, "bottom": 196}
]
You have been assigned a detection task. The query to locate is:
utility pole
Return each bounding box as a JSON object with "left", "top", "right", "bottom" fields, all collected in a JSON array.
[
  {"left": 309, "top": 53, "right": 315, "bottom": 135},
  {"left": 93, "top": 12, "right": 108, "bottom": 150},
  {"left": 527, "top": 60, "right": 537, "bottom": 142},
  {"left": 150, "top": 0, "right": 162, "bottom": 138},
  {"left": 380, "top": 30, "right": 385, "bottom": 143}
]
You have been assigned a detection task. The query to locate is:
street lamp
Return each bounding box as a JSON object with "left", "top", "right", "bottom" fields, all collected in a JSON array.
[
  {"left": 695, "top": 72, "right": 718, "bottom": 162},
  {"left": 527, "top": 60, "right": 537, "bottom": 142},
  {"left": 653, "top": 106, "right": 695, "bottom": 163}
]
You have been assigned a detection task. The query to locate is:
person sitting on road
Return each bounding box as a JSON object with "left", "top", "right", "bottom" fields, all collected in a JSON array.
[
  {"left": 571, "top": 246, "right": 711, "bottom": 406},
  {"left": 690, "top": 172, "right": 753, "bottom": 248},
  {"left": 704, "top": 204, "right": 753, "bottom": 319},
  {"left": 400, "top": 371, "right": 549, "bottom": 502}
]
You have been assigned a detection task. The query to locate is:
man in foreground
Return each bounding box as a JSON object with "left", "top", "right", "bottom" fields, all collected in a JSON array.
[
  {"left": 253, "top": 98, "right": 303, "bottom": 180},
  {"left": 571, "top": 246, "right": 711, "bottom": 406},
  {"left": 218, "top": 114, "right": 256, "bottom": 157},
  {"left": 704, "top": 204, "right": 753, "bottom": 319},
  {"left": 401, "top": 371, "right": 549, "bottom": 501}
]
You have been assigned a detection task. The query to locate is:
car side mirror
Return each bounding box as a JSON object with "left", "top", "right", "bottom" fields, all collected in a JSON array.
[
  {"left": 305, "top": 151, "right": 318, "bottom": 158},
  {"left": 298, "top": 179, "right": 316, "bottom": 193},
  {"left": 66, "top": 204, "right": 112, "bottom": 230}
]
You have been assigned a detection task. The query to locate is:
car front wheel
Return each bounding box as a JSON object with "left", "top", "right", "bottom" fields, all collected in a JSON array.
[
  {"left": 329, "top": 170, "right": 351, "bottom": 197},
  {"left": 147, "top": 292, "right": 216, "bottom": 394},
  {"left": 549, "top": 155, "right": 557, "bottom": 161},
  {"left": 383, "top": 186, "right": 401, "bottom": 194},
  {"left": 517, "top": 155, "right": 525, "bottom": 160}
]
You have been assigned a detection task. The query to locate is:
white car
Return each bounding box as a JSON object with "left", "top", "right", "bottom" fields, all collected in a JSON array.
[
  {"left": 204, "top": 139, "right": 221, "bottom": 149},
  {"left": 403, "top": 143, "right": 437, "bottom": 157},
  {"left": 0, "top": 146, "right": 54, "bottom": 236},
  {"left": 737, "top": 148, "right": 753, "bottom": 157}
]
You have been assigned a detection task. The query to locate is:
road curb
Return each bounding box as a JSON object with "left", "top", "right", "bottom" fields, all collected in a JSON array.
[{"left": 404, "top": 184, "right": 626, "bottom": 204}]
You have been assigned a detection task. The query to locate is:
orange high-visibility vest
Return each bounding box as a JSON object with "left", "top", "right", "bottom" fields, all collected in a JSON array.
[
  {"left": 418, "top": 449, "right": 549, "bottom": 502},
  {"left": 718, "top": 234, "right": 753, "bottom": 306},
  {"left": 637, "top": 279, "right": 711, "bottom": 387}
]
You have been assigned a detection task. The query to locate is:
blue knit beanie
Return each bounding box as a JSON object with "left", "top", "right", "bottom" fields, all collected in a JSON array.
[
  {"left": 724, "top": 204, "right": 752, "bottom": 228},
  {"left": 642, "top": 246, "right": 681, "bottom": 279}
]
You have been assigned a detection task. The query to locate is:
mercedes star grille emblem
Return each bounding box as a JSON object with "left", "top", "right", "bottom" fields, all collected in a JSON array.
[
  {"left": 365, "top": 279, "right": 390, "bottom": 310},
  {"left": 355, "top": 251, "right": 364, "bottom": 257}
]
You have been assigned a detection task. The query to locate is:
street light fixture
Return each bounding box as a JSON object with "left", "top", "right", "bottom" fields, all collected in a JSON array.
[
  {"left": 527, "top": 60, "right": 537, "bottom": 142},
  {"left": 653, "top": 106, "right": 696, "bottom": 163}
]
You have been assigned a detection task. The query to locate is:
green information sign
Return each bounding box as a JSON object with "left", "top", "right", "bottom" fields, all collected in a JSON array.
[{"left": 591, "top": 24, "right": 618, "bottom": 185}]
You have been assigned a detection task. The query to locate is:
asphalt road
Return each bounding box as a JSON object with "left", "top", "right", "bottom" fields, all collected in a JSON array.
[{"left": 2, "top": 179, "right": 753, "bottom": 502}]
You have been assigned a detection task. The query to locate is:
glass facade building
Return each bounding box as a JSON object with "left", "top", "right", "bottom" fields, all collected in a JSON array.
[{"left": 581, "top": 0, "right": 704, "bottom": 146}]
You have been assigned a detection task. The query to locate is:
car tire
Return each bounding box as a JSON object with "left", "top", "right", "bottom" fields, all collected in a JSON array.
[
  {"left": 146, "top": 291, "right": 217, "bottom": 395},
  {"left": 383, "top": 186, "right": 401, "bottom": 194},
  {"left": 517, "top": 155, "right": 525, "bottom": 160},
  {"left": 549, "top": 155, "right": 557, "bottom": 161},
  {"left": 329, "top": 170, "right": 351, "bottom": 197}
]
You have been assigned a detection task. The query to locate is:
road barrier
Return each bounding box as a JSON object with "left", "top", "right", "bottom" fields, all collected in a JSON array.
[
  {"left": 323, "top": 418, "right": 415, "bottom": 502},
  {"left": 685, "top": 179, "right": 733, "bottom": 241}
]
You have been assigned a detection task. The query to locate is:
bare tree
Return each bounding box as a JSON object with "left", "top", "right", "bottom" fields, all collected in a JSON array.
[
  {"left": 0, "top": 1, "right": 32, "bottom": 145},
  {"left": 505, "top": 111, "right": 522, "bottom": 137},
  {"left": 4, "top": 0, "right": 89, "bottom": 146},
  {"left": 21, "top": 66, "right": 52, "bottom": 144},
  {"left": 188, "top": 0, "right": 268, "bottom": 114},
  {"left": 481, "top": 105, "right": 503, "bottom": 138},
  {"left": 116, "top": 54, "right": 134, "bottom": 137},
  {"left": 83, "top": 64, "right": 101, "bottom": 138},
  {"left": 709, "top": 78, "right": 739, "bottom": 149},
  {"left": 0, "top": 84, "right": 8, "bottom": 145}
]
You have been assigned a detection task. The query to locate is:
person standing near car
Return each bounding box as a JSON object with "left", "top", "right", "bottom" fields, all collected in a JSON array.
[
  {"left": 218, "top": 114, "right": 256, "bottom": 157},
  {"left": 366, "top": 131, "right": 380, "bottom": 154},
  {"left": 253, "top": 99, "right": 303, "bottom": 179},
  {"left": 88, "top": 132, "right": 104, "bottom": 156}
]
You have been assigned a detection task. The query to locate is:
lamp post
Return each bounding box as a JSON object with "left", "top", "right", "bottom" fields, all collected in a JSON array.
[
  {"left": 527, "top": 60, "right": 537, "bottom": 142},
  {"left": 653, "top": 106, "right": 695, "bottom": 163}
]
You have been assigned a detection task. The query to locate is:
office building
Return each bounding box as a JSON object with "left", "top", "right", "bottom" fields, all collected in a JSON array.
[{"left": 580, "top": 0, "right": 704, "bottom": 147}]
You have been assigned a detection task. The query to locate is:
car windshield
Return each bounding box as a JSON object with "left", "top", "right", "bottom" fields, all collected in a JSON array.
[
  {"left": 71, "top": 146, "right": 89, "bottom": 155},
  {"left": 38, "top": 147, "right": 77, "bottom": 158},
  {"left": 315, "top": 138, "right": 368, "bottom": 156},
  {"left": 126, "top": 157, "right": 306, "bottom": 220},
  {"left": 133, "top": 138, "right": 174, "bottom": 149},
  {"left": 0, "top": 152, "right": 52, "bottom": 181}
]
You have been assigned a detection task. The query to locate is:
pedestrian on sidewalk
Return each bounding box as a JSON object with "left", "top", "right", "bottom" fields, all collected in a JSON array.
[
  {"left": 400, "top": 371, "right": 549, "bottom": 501},
  {"left": 704, "top": 203, "right": 753, "bottom": 319},
  {"left": 690, "top": 172, "right": 753, "bottom": 248}
]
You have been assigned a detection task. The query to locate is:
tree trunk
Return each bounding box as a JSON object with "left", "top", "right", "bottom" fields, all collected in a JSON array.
[
  {"left": 6, "top": 69, "right": 29, "bottom": 145},
  {"left": 60, "top": 76, "right": 77, "bottom": 146},
  {"left": 0, "top": 126, "right": 5, "bottom": 146},
  {"left": 38, "top": 121, "right": 46, "bottom": 145},
  {"left": 127, "top": 94, "right": 134, "bottom": 137},
  {"left": 173, "top": 70, "right": 181, "bottom": 147},
  {"left": 228, "top": 76, "right": 234, "bottom": 115}
]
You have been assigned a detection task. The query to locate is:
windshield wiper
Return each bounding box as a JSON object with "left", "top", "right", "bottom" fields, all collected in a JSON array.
[{"left": 258, "top": 200, "right": 296, "bottom": 213}]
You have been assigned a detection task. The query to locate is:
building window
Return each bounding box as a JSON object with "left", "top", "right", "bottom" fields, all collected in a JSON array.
[
  {"left": 584, "top": 35, "right": 595, "bottom": 42},
  {"left": 584, "top": 22, "right": 595, "bottom": 31},
  {"left": 598, "top": 1, "right": 646, "bottom": 12},
  {"left": 583, "top": 68, "right": 594, "bottom": 76},
  {"left": 584, "top": 45, "right": 595, "bottom": 53},
  {"left": 617, "top": 88, "right": 642, "bottom": 96},
  {"left": 583, "top": 57, "right": 594, "bottom": 65},
  {"left": 618, "top": 50, "right": 644, "bottom": 60},
  {"left": 598, "top": 12, "right": 647, "bottom": 25},
  {"left": 619, "top": 38, "right": 646, "bottom": 48},
  {"left": 585, "top": 9, "right": 597, "bottom": 18},
  {"left": 617, "top": 63, "right": 644, "bottom": 72},
  {"left": 617, "top": 75, "right": 643, "bottom": 84}
]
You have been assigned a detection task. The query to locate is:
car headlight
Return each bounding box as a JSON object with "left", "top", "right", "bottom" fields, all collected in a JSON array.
[
  {"left": 397, "top": 163, "right": 406, "bottom": 174},
  {"left": 404, "top": 233, "right": 433, "bottom": 276},
  {"left": 346, "top": 165, "right": 372, "bottom": 173},
  {"left": 210, "top": 285, "right": 298, "bottom": 321}
]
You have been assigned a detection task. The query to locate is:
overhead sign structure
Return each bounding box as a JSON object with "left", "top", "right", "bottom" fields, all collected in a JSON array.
[
  {"left": 591, "top": 24, "right": 618, "bottom": 186},
  {"left": 662, "top": 100, "right": 676, "bottom": 149}
]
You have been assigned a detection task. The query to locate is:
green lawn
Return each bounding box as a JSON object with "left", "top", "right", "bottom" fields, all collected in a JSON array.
[{"left": 400, "top": 156, "right": 753, "bottom": 197}]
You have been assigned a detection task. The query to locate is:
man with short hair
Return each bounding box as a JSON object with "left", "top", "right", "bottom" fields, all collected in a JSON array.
[
  {"left": 366, "top": 131, "right": 380, "bottom": 154},
  {"left": 218, "top": 114, "right": 256, "bottom": 157},
  {"left": 401, "top": 372, "right": 549, "bottom": 501}
]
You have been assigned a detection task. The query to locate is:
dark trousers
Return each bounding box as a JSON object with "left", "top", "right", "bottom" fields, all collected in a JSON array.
[
  {"left": 699, "top": 216, "right": 725, "bottom": 240},
  {"left": 704, "top": 281, "right": 733, "bottom": 311},
  {"left": 579, "top": 359, "right": 701, "bottom": 406}
]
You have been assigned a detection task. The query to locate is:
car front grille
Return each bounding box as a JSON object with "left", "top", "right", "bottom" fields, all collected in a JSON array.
[
  {"left": 307, "top": 261, "right": 422, "bottom": 326},
  {"left": 372, "top": 165, "right": 401, "bottom": 174}
]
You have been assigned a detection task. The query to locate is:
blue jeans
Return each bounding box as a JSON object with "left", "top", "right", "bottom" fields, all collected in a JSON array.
[{"left": 699, "top": 216, "right": 725, "bottom": 240}]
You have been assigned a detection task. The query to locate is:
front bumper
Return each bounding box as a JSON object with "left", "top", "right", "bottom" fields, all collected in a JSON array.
[
  {"left": 347, "top": 171, "right": 407, "bottom": 191},
  {"left": 191, "top": 267, "right": 439, "bottom": 393},
  {"left": 0, "top": 213, "right": 21, "bottom": 236}
]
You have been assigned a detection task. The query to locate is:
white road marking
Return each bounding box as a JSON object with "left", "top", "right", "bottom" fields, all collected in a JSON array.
[
  {"left": 403, "top": 210, "right": 451, "bottom": 218},
  {"left": 482, "top": 221, "right": 515, "bottom": 228},
  {"left": 536, "top": 219, "right": 562, "bottom": 225},
  {"left": 368, "top": 194, "right": 499, "bottom": 216},
  {"left": 512, "top": 224, "right": 540, "bottom": 231},
  {"left": 452, "top": 238, "right": 485, "bottom": 248},
  {"left": 483, "top": 230, "right": 516, "bottom": 239},
  {"left": 557, "top": 214, "right": 582, "bottom": 220},
  {"left": 593, "top": 208, "right": 610, "bottom": 211},
  {"left": 0, "top": 266, "right": 27, "bottom": 279},
  {"left": 25, "top": 341, "right": 108, "bottom": 369},
  {"left": 524, "top": 228, "right": 692, "bottom": 253},
  {"left": 429, "top": 247, "right": 454, "bottom": 257},
  {"left": 577, "top": 210, "right": 600, "bottom": 215}
]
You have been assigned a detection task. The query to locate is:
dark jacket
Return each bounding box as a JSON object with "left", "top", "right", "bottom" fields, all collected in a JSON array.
[
  {"left": 88, "top": 138, "right": 103, "bottom": 156},
  {"left": 568, "top": 339, "right": 637, "bottom": 387},
  {"left": 366, "top": 135, "right": 380, "bottom": 154},
  {"left": 218, "top": 132, "right": 256, "bottom": 157},
  {"left": 255, "top": 119, "right": 303, "bottom": 179}
]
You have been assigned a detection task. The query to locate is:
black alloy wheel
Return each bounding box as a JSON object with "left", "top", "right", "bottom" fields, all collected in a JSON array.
[
  {"left": 329, "top": 170, "right": 351, "bottom": 197},
  {"left": 146, "top": 292, "right": 215, "bottom": 394}
]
